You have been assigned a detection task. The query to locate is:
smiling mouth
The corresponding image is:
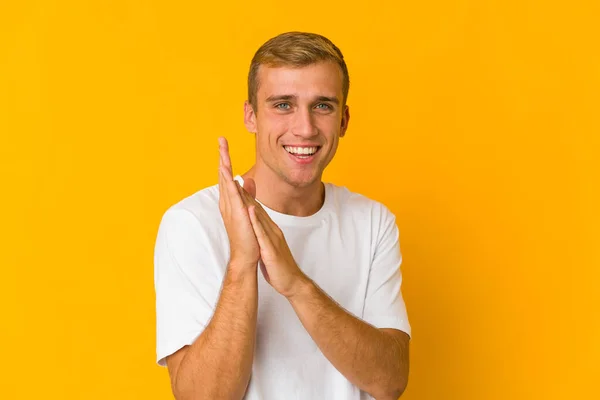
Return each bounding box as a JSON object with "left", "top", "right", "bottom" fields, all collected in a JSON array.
[{"left": 283, "top": 145, "right": 321, "bottom": 158}]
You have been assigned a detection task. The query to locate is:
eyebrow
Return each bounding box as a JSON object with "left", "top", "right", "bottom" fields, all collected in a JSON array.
[
  {"left": 265, "top": 94, "right": 340, "bottom": 105},
  {"left": 316, "top": 96, "right": 340, "bottom": 105}
]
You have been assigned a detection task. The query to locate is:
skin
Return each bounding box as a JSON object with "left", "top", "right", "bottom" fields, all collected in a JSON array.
[
  {"left": 167, "top": 61, "right": 410, "bottom": 400},
  {"left": 165, "top": 140, "right": 260, "bottom": 400},
  {"left": 242, "top": 61, "right": 350, "bottom": 216}
]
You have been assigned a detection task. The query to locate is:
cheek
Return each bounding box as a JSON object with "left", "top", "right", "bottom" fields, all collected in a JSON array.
[
  {"left": 318, "top": 118, "right": 342, "bottom": 140},
  {"left": 319, "top": 111, "right": 341, "bottom": 127},
  {"left": 258, "top": 114, "right": 288, "bottom": 140}
]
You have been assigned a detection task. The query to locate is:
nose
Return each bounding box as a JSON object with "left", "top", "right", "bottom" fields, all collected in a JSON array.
[{"left": 291, "top": 107, "right": 318, "bottom": 138}]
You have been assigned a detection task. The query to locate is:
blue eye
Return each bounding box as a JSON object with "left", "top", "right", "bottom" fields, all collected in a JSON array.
[
  {"left": 276, "top": 103, "right": 290, "bottom": 110},
  {"left": 315, "top": 103, "right": 330, "bottom": 110}
]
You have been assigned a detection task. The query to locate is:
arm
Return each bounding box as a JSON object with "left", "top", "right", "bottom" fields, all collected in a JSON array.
[
  {"left": 288, "top": 277, "right": 409, "bottom": 400},
  {"left": 168, "top": 263, "right": 258, "bottom": 400},
  {"left": 245, "top": 199, "right": 410, "bottom": 399},
  {"left": 165, "top": 137, "right": 262, "bottom": 399}
]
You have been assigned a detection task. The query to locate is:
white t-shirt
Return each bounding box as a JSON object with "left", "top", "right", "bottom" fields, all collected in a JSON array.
[{"left": 154, "top": 177, "right": 411, "bottom": 399}]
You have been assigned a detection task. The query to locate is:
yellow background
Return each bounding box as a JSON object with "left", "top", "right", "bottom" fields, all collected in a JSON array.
[{"left": 1, "top": 1, "right": 598, "bottom": 399}]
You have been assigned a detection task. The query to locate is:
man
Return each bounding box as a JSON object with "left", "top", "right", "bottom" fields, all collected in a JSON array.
[{"left": 154, "top": 31, "right": 411, "bottom": 399}]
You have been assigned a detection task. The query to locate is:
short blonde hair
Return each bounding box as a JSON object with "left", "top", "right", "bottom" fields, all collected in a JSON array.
[{"left": 248, "top": 32, "right": 350, "bottom": 110}]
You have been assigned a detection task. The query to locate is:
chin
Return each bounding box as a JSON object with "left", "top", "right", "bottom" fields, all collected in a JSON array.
[{"left": 282, "top": 171, "right": 320, "bottom": 188}]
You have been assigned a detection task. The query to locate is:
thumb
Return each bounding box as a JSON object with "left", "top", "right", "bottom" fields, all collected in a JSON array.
[
  {"left": 243, "top": 177, "right": 257, "bottom": 199},
  {"left": 259, "top": 259, "right": 270, "bottom": 283}
]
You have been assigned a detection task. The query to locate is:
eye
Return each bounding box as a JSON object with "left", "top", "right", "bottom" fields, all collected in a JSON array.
[
  {"left": 275, "top": 102, "right": 291, "bottom": 110},
  {"left": 315, "top": 103, "right": 331, "bottom": 110}
]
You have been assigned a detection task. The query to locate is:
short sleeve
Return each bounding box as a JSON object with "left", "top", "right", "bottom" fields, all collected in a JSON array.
[
  {"left": 362, "top": 205, "right": 412, "bottom": 338},
  {"left": 154, "top": 207, "right": 225, "bottom": 367}
]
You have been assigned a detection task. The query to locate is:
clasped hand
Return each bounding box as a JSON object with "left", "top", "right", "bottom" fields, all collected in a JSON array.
[{"left": 218, "top": 137, "right": 308, "bottom": 298}]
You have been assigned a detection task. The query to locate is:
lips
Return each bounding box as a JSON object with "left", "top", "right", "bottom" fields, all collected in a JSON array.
[
  {"left": 283, "top": 145, "right": 321, "bottom": 164},
  {"left": 283, "top": 145, "right": 320, "bottom": 156}
]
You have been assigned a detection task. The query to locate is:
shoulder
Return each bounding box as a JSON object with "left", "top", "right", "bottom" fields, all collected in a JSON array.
[
  {"left": 326, "top": 182, "right": 397, "bottom": 229},
  {"left": 168, "top": 183, "right": 220, "bottom": 217},
  {"left": 157, "top": 183, "right": 223, "bottom": 237}
]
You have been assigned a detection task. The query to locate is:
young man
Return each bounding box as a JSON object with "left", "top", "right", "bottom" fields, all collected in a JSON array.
[{"left": 154, "top": 32, "right": 411, "bottom": 399}]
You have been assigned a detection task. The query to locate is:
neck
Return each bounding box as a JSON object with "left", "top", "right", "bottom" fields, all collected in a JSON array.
[{"left": 242, "top": 164, "right": 325, "bottom": 217}]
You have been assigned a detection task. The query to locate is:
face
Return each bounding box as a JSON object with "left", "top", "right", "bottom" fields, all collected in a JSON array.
[{"left": 244, "top": 61, "right": 350, "bottom": 188}]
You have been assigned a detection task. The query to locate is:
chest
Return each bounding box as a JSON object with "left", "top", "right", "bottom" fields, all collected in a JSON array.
[
  {"left": 253, "top": 216, "right": 375, "bottom": 365},
  {"left": 282, "top": 217, "right": 373, "bottom": 311}
]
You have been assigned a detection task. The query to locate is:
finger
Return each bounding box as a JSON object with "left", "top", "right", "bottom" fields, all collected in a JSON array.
[
  {"left": 218, "top": 138, "right": 225, "bottom": 201},
  {"left": 249, "top": 205, "right": 274, "bottom": 248},
  {"left": 218, "top": 138, "right": 233, "bottom": 209},
  {"left": 219, "top": 166, "right": 231, "bottom": 210},
  {"left": 242, "top": 196, "right": 275, "bottom": 235},
  {"left": 258, "top": 212, "right": 279, "bottom": 240},
  {"left": 235, "top": 180, "right": 251, "bottom": 207},
  {"left": 234, "top": 179, "right": 261, "bottom": 211},
  {"left": 223, "top": 166, "right": 245, "bottom": 209},
  {"left": 240, "top": 184, "right": 262, "bottom": 210},
  {"left": 250, "top": 201, "right": 277, "bottom": 234},
  {"left": 256, "top": 206, "right": 282, "bottom": 246},
  {"left": 233, "top": 182, "right": 273, "bottom": 229},
  {"left": 259, "top": 259, "right": 270, "bottom": 283},
  {"left": 243, "top": 177, "right": 256, "bottom": 199},
  {"left": 218, "top": 136, "right": 233, "bottom": 179},
  {"left": 246, "top": 198, "right": 273, "bottom": 232}
]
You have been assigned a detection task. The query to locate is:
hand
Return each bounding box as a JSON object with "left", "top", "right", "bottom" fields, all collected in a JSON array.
[
  {"left": 218, "top": 137, "right": 260, "bottom": 269},
  {"left": 232, "top": 181, "right": 273, "bottom": 283},
  {"left": 218, "top": 138, "right": 308, "bottom": 297},
  {"left": 246, "top": 202, "right": 309, "bottom": 298}
]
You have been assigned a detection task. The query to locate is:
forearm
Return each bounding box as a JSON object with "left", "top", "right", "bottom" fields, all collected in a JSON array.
[
  {"left": 174, "top": 263, "right": 258, "bottom": 400},
  {"left": 288, "top": 278, "right": 408, "bottom": 400}
]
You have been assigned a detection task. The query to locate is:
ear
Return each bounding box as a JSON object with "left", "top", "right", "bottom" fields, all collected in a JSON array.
[
  {"left": 339, "top": 104, "right": 350, "bottom": 138},
  {"left": 244, "top": 100, "right": 257, "bottom": 133}
]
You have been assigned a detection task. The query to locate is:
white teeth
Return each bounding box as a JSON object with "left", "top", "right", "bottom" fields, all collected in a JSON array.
[{"left": 284, "top": 146, "right": 318, "bottom": 155}]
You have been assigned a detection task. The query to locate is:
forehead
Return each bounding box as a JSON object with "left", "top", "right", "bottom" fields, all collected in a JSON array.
[{"left": 256, "top": 61, "right": 343, "bottom": 100}]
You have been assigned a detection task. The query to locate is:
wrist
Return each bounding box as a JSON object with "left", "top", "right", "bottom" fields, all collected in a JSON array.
[
  {"left": 227, "top": 260, "right": 258, "bottom": 282},
  {"left": 286, "top": 273, "right": 315, "bottom": 303}
]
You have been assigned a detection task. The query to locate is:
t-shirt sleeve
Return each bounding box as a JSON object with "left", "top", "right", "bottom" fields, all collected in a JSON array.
[
  {"left": 154, "top": 207, "right": 224, "bottom": 367},
  {"left": 362, "top": 204, "right": 412, "bottom": 338}
]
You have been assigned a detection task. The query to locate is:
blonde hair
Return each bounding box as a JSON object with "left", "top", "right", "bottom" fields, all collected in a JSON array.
[{"left": 247, "top": 32, "right": 350, "bottom": 110}]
